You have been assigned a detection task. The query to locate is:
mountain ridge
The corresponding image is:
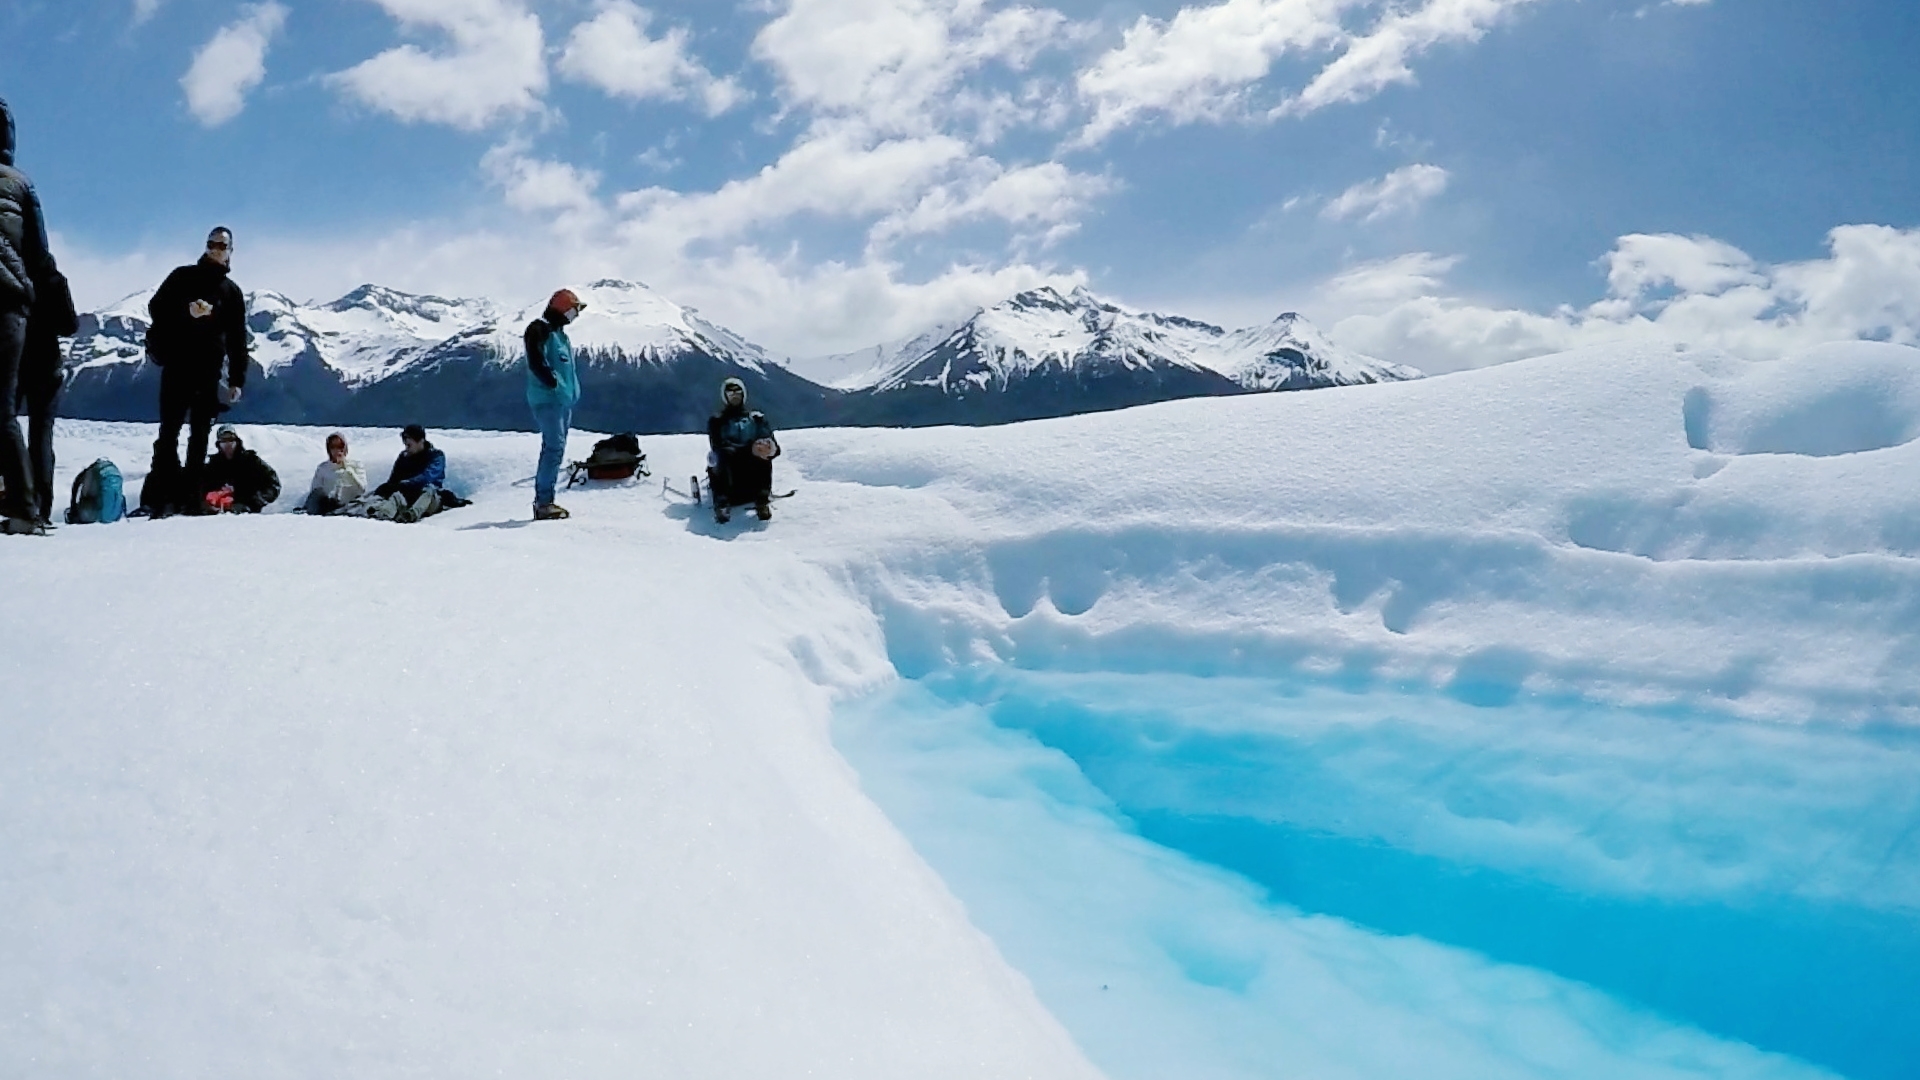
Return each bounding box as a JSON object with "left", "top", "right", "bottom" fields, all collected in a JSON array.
[{"left": 55, "top": 280, "right": 1420, "bottom": 432}]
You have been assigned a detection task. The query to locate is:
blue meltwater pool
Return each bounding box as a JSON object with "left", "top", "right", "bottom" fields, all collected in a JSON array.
[{"left": 833, "top": 668, "right": 1920, "bottom": 1080}]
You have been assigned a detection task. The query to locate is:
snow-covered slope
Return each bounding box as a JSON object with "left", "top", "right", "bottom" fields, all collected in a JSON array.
[
  {"left": 291, "top": 284, "right": 500, "bottom": 385},
  {"left": 5, "top": 339, "right": 1918, "bottom": 1078},
  {"left": 855, "top": 285, "right": 1416, "bottom": 394},
  {"left": 790, "top": 318, "right": 966, "bottom": 390},
  {"left": 839, "top": 285, "right": 1416, "bottom": 425},
  {"left": 480, "top": 279, "right": 776, "bottom": 372},
  {"left": 1216, "top": 310, "right": 1422, "bottom": 389}
]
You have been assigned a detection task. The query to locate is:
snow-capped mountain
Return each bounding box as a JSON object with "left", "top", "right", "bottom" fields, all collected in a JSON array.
[
  {"left": 57, "top": 280, "right": 834, "bottom": 433},
  {"left": 843, "top": 286, "right": 1419, "bottom": 425},
  {"left": 55, "top": 280, "right": 1414, "bottom": 432},
  {"left": 790, "top": 319, "right": 967, "bottom": 391},
  {"left": 1217, "top": 312, "right": 1422, "bottom": 390}
]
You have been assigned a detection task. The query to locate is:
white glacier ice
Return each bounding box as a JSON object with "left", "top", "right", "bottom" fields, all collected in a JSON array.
[{"left": 3, "top": 338, "right": 1917, "bottom": 1078}]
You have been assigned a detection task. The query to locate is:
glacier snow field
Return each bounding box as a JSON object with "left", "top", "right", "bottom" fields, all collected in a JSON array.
[{"left": 7, "top": 340, "right": 1920, "bottom": 1078}]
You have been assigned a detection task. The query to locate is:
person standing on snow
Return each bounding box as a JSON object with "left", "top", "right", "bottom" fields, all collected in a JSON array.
[
  {"left": 706, "top": 376, "right": 780, "bottom": 524},
  {"left": 0, "top": 96, "right": 66, "bottom": 535},
  {"left": 524, "top": 288, "right": 585, "bottom": 521},
  {"left": 141, "top": 226, "right": 251, "bottom": 517}
]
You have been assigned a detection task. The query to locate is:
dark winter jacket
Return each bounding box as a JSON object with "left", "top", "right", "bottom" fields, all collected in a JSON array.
[
  {"left": 708, "top": 404, "right": 779, "bottom": 459},
  {"left": 0, "top": 97, "right": 57, "bottom": 313},
  {"left": 201, "top": 437, "right": 282, "bottom": 512},
  {"left": 375, "top": 443, "right": 447, "bottom": 499},
  {"left": 147, "top": 256, "right": 250, "bottom": 390}
]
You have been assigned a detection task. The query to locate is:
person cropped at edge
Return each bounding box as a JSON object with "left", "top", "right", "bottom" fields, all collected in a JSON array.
[
  {"left": 524, "top": 288, "right": 584, "bottom": 521},
  {"left": 707, "top": 376, "right": 780, "bottom": 523},
  {"left": 199, "top": 424, "right": 280, "bottom": 514},
  {"left": 0, "top": 96, "right": 66, "bottom": 534},
  {"left": 303, "top": 431, "right": 366, "bottom": 515},
  {"left": 141, "top": 226, "right": 250, "bottom": 517}
]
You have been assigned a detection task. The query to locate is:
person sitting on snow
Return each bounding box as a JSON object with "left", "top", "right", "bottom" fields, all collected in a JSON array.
[
  {"left": 349, "top": 423, "right": 466, "bottom": 523},
  {"left": 302, "top": 430, "right": 366, "bottom": 515},
  {"left": 706, "top": 376, "right": 779, "bottom": 523},
  {"left": 199, "top": 424, "right": 281, "bottom": 513}
]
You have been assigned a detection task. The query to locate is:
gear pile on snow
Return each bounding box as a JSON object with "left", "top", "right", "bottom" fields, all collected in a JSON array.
[{"left": 566, "top": 432, "right": 649, "bottom": 488}]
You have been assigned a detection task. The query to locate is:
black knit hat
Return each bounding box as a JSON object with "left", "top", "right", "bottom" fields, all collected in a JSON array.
[{"left": 401, "top": 423, "right": 427, "bottom": 443}]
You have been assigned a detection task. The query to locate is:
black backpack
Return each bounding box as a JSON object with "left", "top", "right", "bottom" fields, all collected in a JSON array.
[{"left": 567, "top": 433, "right": 648, "bottom": 487}]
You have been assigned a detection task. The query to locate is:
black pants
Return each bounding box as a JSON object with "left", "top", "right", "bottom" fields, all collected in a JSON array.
[
  {"left": 710, "top": 451, "right": 772, "bottom": 507},
  {"left": 20, "top": 328, "right": 63, "bottom": 521},
  {"left": 149, "top": 371, "right": 222, "bottom": 511},
  {"left": 0, "top": 308, "right": 33, "bottom": 522}
]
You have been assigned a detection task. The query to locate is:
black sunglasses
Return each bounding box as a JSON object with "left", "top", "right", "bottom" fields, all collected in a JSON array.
[{"left": 207, "top": 241, "right": 231, "bottom": 251}]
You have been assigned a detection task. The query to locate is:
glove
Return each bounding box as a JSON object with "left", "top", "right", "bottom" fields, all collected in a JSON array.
[{"left": 752, "top": 438, "right": 775, "bottom": 460}]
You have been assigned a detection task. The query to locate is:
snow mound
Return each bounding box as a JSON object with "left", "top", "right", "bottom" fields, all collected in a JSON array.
[{"left": 1684, "top": 341, "right": 1920, "bottom": 457}]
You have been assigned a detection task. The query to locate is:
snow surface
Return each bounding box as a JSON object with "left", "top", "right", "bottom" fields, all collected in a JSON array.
[{"left": 5, "top": 339, "right": 1918, "bottom": 1077}]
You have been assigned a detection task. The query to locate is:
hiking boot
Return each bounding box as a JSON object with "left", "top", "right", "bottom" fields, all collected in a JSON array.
[
  {"left": 2, "top": 515, "right": 48, "bottom": 536},
  {"left": 754, "top": 497, "right": 772, "bottom": 521},
  {"left": 534, "top": 502, "right": 570, "bottom": 521},
  {"left": 713, "top": 502, "right": 731, "bottom": 524}
]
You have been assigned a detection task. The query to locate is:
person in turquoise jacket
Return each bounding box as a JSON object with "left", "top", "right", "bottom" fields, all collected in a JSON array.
[{"left": 523, "top": 288, "right": 585, "bottom": 520}]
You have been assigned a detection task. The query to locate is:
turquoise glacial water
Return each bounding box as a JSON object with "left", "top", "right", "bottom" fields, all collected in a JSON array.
[{"left": 834, "top": 668, "right": 1920, "bottom": 1080}]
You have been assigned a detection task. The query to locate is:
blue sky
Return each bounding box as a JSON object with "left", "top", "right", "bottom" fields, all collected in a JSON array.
[{"left": 6, "top": 0, "right": 1919, "bottom": 370}]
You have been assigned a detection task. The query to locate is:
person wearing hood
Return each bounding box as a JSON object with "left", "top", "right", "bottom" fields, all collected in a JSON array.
[
  {"left": 524, "top": 288, "right": 584, "bottom": 521},
  {"left": 0, "top": 96, "right": 64, "bottom": 534},
  {"left": 706, "top": 376, "right": 780, "bottom": 524},
  {"left": 199, "top": 425, "right": 281, "bottom": 514},
  {"left": 139, "top": 225, "right": 251, "bottom": 518},
  {"left": 303, "top": 431, "right": 367, "bottom": 515}
]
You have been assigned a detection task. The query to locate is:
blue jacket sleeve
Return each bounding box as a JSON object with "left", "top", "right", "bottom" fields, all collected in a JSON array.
[{"left": 415, "top": 449, "right": 447, "bottom": 490}]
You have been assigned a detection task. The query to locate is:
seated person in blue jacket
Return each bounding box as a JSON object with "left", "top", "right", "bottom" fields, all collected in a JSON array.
[
  {"left": 706, "top": 377, "right": 780, "bottom": 523},
  {"left": 199, "top": 424, "right": 281, "bottom": 513},
  {"left": 368, "top": 423, "right": 461, "bottom": 521}
]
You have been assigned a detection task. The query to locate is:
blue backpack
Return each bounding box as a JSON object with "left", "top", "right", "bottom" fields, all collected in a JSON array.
[{"left": 66, "top": 459, "right": 126, "bottom": 524}]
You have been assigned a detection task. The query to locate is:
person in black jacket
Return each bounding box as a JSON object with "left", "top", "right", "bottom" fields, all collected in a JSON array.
[
  {"left": 706, "top": 377, "right": 780, "bottom": 523},
  {"left": 141, "top": 226, "right": 250, "bottom": 517},
  {"left": 199, "top": 425, "right": 280, "bottom": 513},
  {"left": 0, "top": 96, "right": 63, "bottom": 533}
]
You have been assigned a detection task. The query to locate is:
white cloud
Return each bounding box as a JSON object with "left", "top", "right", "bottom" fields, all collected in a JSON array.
[
  {"left": 1317, "top": 226, "right": 1920, "bottom": 373},
  {"left": 557, "top": 1, "right": 747, "bottom": 116},
  {"left": 753, "top": 0, "right": 1073, "bottom": 139},
  {"left": 1281, "top": 0, "right": 1541, "bottom": 116},
  {"left": 1321, "top": 163, "right": 1449, "bottom": 222},
  {"left": 1075, "top": 0, "right": 1543, "bottom": 142},
  {"left": 873, "top": 161, "right": 1115, "bottom": 246},
  {"left": 133, "top": 0, "right": 165, "bottom": 25},
  {"left": 180, "top": 2, "right": 289, "bottom": 127},
  {"left": 481, "top": 143, "right": 605, "bottom": 229},
  {"left": 328, "top": 0, "right": 547, "bottom": 130},
  {"left": 1076, "top": 0, "right": 1358, "bottom": 144},
  {"left": 612, "top": 131, "right": 976, "bottom": 251}
]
